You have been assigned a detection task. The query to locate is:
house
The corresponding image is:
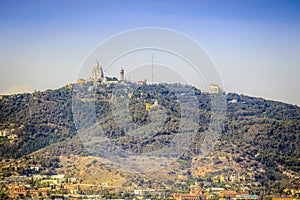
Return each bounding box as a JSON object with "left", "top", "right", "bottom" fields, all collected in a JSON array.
[
  {"left": 29, "top": 189, "right": 48, "bottom": 198},
  {"left": 229, "top": 99, "right": 238, "bottom": 103},
  {"left": 103, "top": 76, "right": 119, "bottom": 85},
  {"left": 219, "top": 175, "right": 225, "bottom": 183},
  {"left": 100, "top": 182, "right": 108, "bottom": 187},
  {"left": 174, "top": 185, "right": 205, "bottom": 200},
  {"left": 0, "top": 130, "right": 4, "bottom": 137},
  {"left": 236, "top": 194, "right": 258, "bottom": 200},
  {"left": 205, "top": 193, "right": 217, "bottom": 199},
  {"left": 7, "top": 133, "right": 18, "bottom": 140},
  {"left": 7, "top": 184, "right": 27, "bottom": 198},
  {"left": 50, "top": 174, "right": 65, "bottom": 179},
  {"left": 0, "top": 129, "right": 9, "bottom": 137},
  {"left": 219, "top": 190, "right": 238, "bottom": 198},
  {"left": 30, "top": 166, "right": 40, "bottom": 172},
  {"left": 68, "top": 177, "right": 77, "bottom": 184},
  {"left": 32, "top": 174, "right": 47, "bottom": 181},
  {"left": 209, "top": 187, "right": 225, "bottom": 196},
  {"left": 229, "top": 175, "right": 237, "bottom": 183},
  {"left": 134, "top": 189, "right": 156, "bottom": 196},
  {"left": 219, "top": 191, "right": 250, "bottom": 199},
  {"left": 213, "top": 175, "right": 219, "bottom": 183},
  {"left": 41, "top": 179, "right": 58, "bottom": 185},
  {"left": 64, "top": 184, "right": 80, "bottom": 194},
  {"left": 239, "top": 175, "right": 246, "bottom": 181},
  {"left": 174, "top": 193, "right": 205, "bottom": 200},
  {"left": 137, "top": 79, "right": 147, "bottom": 85}
]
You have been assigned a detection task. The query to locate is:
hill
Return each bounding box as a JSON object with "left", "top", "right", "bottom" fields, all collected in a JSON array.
[{"left": 0, "top": 81, "right": 299, "bottom": 194}]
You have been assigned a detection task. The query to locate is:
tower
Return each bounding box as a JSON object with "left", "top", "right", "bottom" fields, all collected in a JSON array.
[
  {"left": 99, "top": 66, "right": 104, "bottom": 82},
  {"left": 120, "top": 67, "right": 124, "bottom": 81}
]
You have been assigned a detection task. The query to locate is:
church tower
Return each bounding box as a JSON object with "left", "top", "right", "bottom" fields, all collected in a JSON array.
[
  {"left": 99, "top": 65, "right": 104, "bottom": 82},
  {"left": 120, "top": 67, "right": 124, "bottom": 81}
]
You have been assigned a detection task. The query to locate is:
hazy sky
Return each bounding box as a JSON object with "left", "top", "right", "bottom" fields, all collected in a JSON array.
[{"left": 0, "top": 0, "right": 300, "bottom": 105}]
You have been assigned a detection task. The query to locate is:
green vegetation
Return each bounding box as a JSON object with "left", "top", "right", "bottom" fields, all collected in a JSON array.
[
  {"left": 0, "top": 82, "right": 299, "bottom": 192},
  {"left": 0, "top": 88, "right": 76, "bottom": 159}
]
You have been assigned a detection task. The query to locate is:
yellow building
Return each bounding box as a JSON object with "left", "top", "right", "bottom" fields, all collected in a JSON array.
[
  {"left": 219, "top": 191, "right": 237, "bottom": 198},
  {"left": 7, "top": 134, "right": 18, "bottom": 140},
  {"left": 77, "top": 79, "right": 85, "bottom": 84},
  {"left": 219, "top": 175, "right": 225, "bottom": 183},
  {"left": 247, "top": 172, "right": 253, "bottom": 180},
  {"left": 146, "top": 100, "right": 158, "bottom": 111},
  {"left": 239, "top": 175, "right": 246, "bottom": 181},
  {"left": 272, "top": 196, "right": 293, "bottom": 200},
  {"left": 213, "top": 175, "right": 219, "bottom": 183},
  {"left": 229, "top": 175, "right": 236, "bottom": 183},
  {"left": 65, "top": 84, "right": 72, "bottom": 89},
  {"left": 0, "top": 131, "right": 6, "bottom": 137}
]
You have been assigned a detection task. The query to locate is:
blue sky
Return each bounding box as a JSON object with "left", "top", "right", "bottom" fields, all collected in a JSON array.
[{"left": 0, "top": 0, "right": 300, "bottom": 105}]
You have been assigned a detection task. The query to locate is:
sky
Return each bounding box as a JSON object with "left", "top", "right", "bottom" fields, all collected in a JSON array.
[{"left": 0, "top": 0, "right": 300, "bottom": 105}]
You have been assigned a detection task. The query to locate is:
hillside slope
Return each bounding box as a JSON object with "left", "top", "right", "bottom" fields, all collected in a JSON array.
[{"left": 0, "top": 82, "right": 299, "bottom": 192}]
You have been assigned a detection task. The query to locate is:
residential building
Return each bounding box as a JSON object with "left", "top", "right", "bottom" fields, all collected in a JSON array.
[{"left": 174, "top": 185, "right": 205, "bottom": 200}]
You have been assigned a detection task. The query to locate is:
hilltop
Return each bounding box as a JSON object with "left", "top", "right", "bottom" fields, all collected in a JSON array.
[{"left": 0, "top": 81, "right": 299, "bottom": 194}]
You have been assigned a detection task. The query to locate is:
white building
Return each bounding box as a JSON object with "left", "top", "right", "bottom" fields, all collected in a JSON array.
[
  {"left": 209, "top": 84, "right": 222, "bottom": 94},
  {"left": 90, "top": 60, "right": 104, "bottom": 82}
]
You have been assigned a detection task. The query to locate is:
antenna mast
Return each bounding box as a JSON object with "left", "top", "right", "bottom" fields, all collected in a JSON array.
[{"left": 152, "top": 54, "right": 154, "bottom": 84}]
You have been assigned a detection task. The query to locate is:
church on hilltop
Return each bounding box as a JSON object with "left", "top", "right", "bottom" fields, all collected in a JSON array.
[
  {"left": 90, "top": 60, "right": 104, "bottom": 82},
  {"left": 77, "top": 60, "right": 124, "bottom": 85}
]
